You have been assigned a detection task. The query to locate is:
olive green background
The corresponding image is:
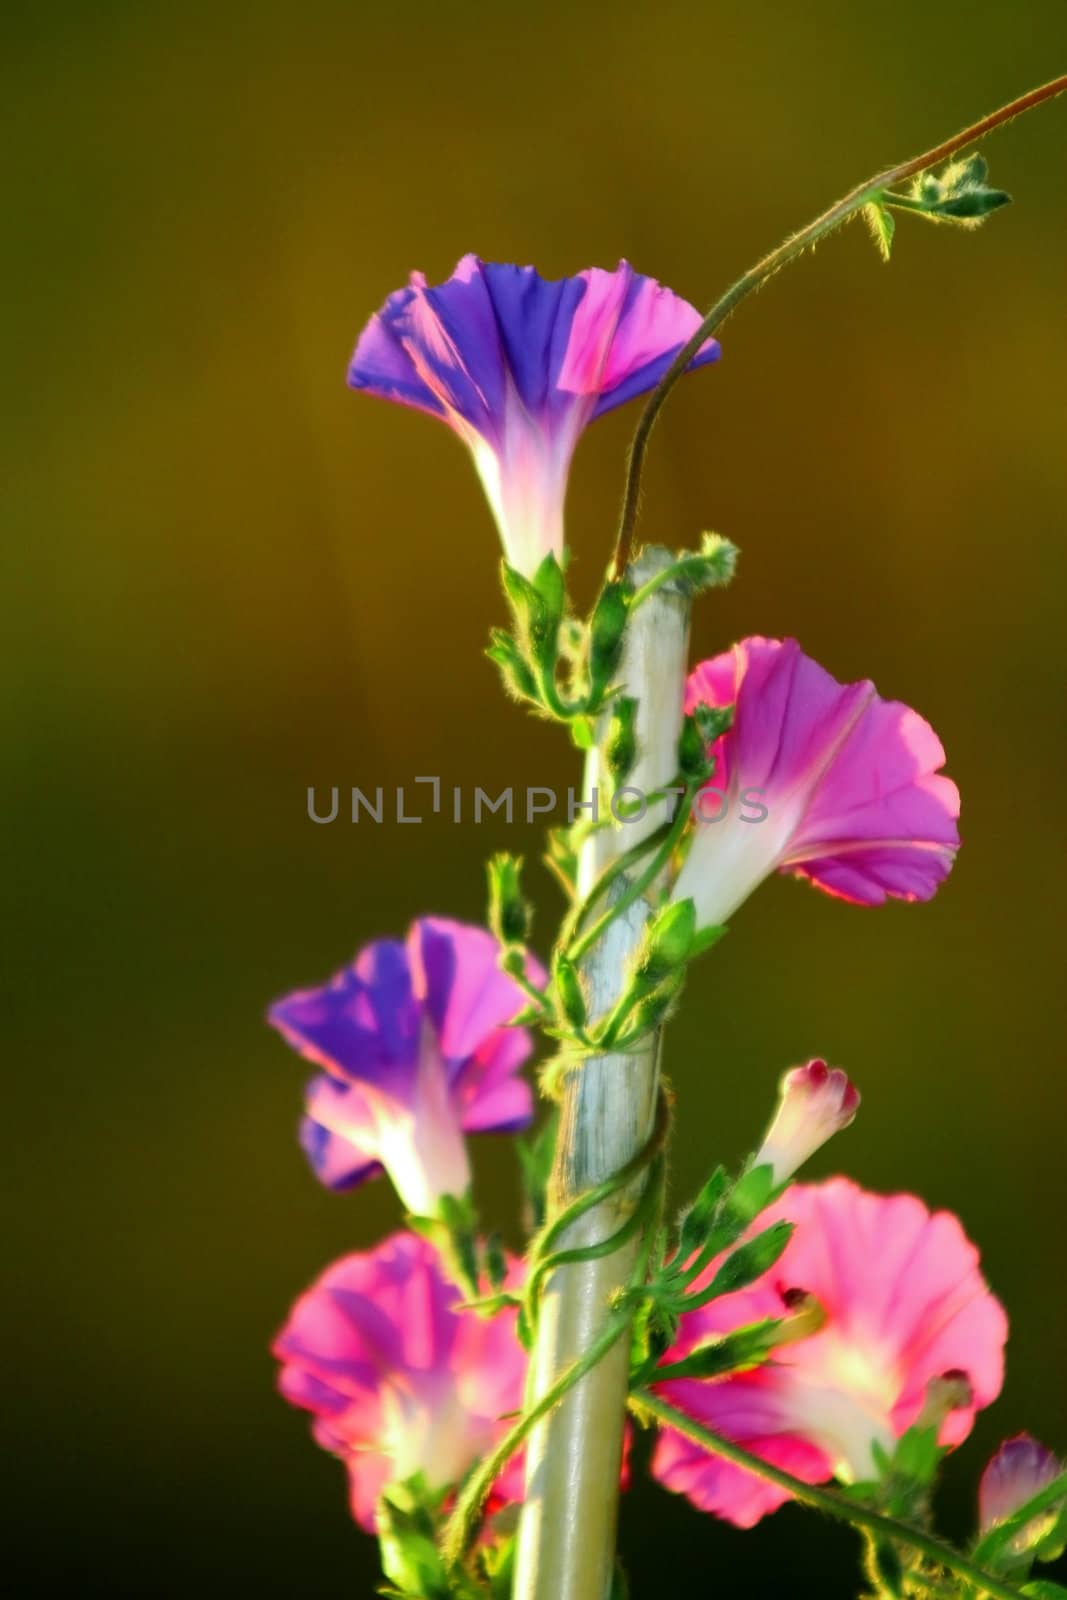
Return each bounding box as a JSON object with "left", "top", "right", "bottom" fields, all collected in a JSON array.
[{"left": 4, "top": 1, "right": 1066, "bottom": 1593}]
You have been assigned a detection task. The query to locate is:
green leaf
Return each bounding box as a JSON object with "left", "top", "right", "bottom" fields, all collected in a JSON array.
[
  {"left": 1021, "top": 1584, "right": 1067, "bottom": 1598},
  {"left": 864, "top": 201, "right": 896, "bottom": 262},
  {"left": 904, "top": 150, "right": 1012, "bottom": 227},
  {"left": 668, "top": 533, "right": 740, "bottom": 595}
]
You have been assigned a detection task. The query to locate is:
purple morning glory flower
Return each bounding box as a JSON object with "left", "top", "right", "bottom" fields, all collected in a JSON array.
[
  {"left": 349, "top": 255, "right": 720, "bottom": 575},
  {"left": 268, "top": 917, "right": 540, "bottom": 1216}
]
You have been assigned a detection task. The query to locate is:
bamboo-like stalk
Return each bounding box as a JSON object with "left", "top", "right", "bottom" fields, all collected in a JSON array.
[{"left": 513, "top": 548, "right": 691, "bottom": 1600}]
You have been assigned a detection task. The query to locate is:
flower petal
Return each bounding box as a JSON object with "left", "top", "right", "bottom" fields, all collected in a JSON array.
[
  {"left": 673, "top": 638, "right": 960, "bottom": 926},
  {"left": 651, "top": 1178, "right": 1006, "bottom": 1525}
]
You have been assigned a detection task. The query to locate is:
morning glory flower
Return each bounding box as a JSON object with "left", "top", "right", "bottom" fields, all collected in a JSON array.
[
  {"left": 268, "top": 917, "right": 540, "bottom": 1217},
  {"left": 671, "top": 637, "right": 960, "bottom": 929},
  {"left": 273, "top": 1232, "right": 527, "bottom": 1529},
  {"left": 651, "top": 1178, "right": 1007, "bottom": 1527},
  {"left": 349, "top": 255, "right": 719, "bottom": 576}
]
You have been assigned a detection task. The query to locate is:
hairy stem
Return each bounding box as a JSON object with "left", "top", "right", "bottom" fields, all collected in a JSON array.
[
  {"left": 634, "top": 1391, "right": 1028, "bottom": 1600},
  {"left": 612, "top": 73, "right": 1067, "bottom": 574}
]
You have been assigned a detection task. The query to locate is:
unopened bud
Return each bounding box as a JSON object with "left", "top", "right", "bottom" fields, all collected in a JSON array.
[
  {"left": 755, "top": 1059, "right": 860, "bottom": 1186},
  {"left": 979, "top": 1433, "right": 1065, "bottom": 1558}
]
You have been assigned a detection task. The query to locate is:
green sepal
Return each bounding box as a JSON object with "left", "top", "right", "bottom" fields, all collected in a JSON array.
[
  {"left": 641, "top": 898, "right": 697, "bottom": 980},
  {"left": 531, "top": 551, "right": 566, "bottom": 618},
  {"left": 864, "top": 200, "right": 896, "bottom": 262},
  {"left": 484, "top": 1231, "right": 508, "bottom": 1292},
  {"left": 648, "top": 1316, "right": 784, "bottom": 1382},
  {"left": 866, "top": 1536, "right": 904, "bottom": 1598},
  {"left": 606, "top": 695, "right": 639, "bottom": 781},
  {"left": 691, "top": 700, "right": 734, "bottom": 744},
  {"left": 675, "top": 1165, "right": 729, "bottom": 1261},
  {"left": 375, "top": 1478, "right": 453, "bottom": 1600},
  {"left": 544, "top": 827, "right": 579, "bottom": 896},
  {"left": 487, "top": 852, "right": 533, "bottom": 947},
  {"left": 500, "top": 559, "right": 561, "bottom": 673},
  {"left": 677, "top": 712, "right": 708, "bottom": 779},
  {"left": 680, "top": 1219, "right": 794, "bottom": 1307},
  {"left": 588, "top": 579, "right": 632, "bottom": 699},
  {"left": 553, "top": 954, "right": 588, "bottom": 1029},
  {"left": 518, "top": 1113, "right": 558, "bottom": 1234},
  {"left": 689, "top": 923, "right": 727, "bottom": 957},
  {"left": 486, "top": 627, "right": 538, "bottom": 702}
]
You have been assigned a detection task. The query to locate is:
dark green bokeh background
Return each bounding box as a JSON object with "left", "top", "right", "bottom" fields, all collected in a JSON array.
[{"left": 5, "top": 2, "right": 1066, "bottom": 1593}]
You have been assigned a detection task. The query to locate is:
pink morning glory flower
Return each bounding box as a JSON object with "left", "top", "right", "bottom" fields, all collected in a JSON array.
[
  {"left": 754, "top": 1060, "right": 860, "bottom": 1187},
  {"left": 273, "top": 1232, "right": 527, "bottom": 1530},
  {"left": 349, "top": 255, "right": 719, "bottom": 576},
  {"left": 268, "top": 917, "right": 540, "bottom": 1217},
  {"left": 671, "top": 637, "right": 961, "bottom": 928},
  {"left": 652, "top": 1178, "right": 1007, "bottom": 1528},
  {"left": 979, "top": 1434, "right": 1065, "bottom": 1558}
]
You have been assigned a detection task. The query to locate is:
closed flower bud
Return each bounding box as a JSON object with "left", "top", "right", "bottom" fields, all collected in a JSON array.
[
  {"left": 755, "top": 1059, "right": 860, "bottom": 1187},
  {"left": 979, "top": 1434, "right": 1065, "bottom": 1560}
]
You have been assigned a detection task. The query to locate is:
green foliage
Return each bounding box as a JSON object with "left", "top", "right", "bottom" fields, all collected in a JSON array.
[
  {"left": 864, "top": 201, "right": 896, "bottom": 261},
  {"left": 910, "top": 152, "right": 1011, "bottom": 222}
]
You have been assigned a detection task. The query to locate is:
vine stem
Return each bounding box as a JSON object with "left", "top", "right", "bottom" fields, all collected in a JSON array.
[
  {"left": 511, "top": 549, "right": 692, "bottom": 1600},
  {"left": 634, "top": 1391, "right": 1028, "bottom": 1600},
  {"left": 611, "top": 72, "right": 1067, "bottom": 576}
]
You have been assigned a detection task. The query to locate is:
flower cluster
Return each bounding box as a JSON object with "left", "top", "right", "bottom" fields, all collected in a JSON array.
[{"left": 265, "top": 249, "right": 1060, "bottom": 1600}]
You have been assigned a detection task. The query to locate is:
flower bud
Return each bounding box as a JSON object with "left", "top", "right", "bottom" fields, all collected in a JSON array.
[
  {"left": 979, "top": 1434, "right": 1065, "bottom": 1558},
  {"left": 754, "top": 1059, "right": 860, "bottom": 1186}
]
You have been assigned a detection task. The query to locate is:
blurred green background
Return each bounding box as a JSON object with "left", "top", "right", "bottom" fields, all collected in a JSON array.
[{"left": 4, "top": 1, "right": 1066, "bottom": 1593}]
